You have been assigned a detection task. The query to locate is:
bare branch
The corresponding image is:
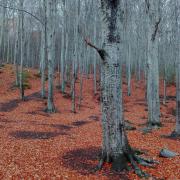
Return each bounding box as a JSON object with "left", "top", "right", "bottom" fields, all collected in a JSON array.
[
  {"left": 84, "top": 38, "right": 108, "bottom": 63},
  {"left": 0, "top": 4, "right": 44, "bottom": 26}
]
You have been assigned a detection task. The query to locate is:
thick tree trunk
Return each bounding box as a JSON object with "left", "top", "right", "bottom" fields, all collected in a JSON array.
[
  {"left": 172, "top": 0, "right": 180, "bottom": 136},
  {"left": 175, "top": 63, "right": 180, "bottom": 135},
  {"left": 85, "top": 2, "right": 156, "bottom": 177},
  {"left": 99, "top": 0, "right": 130, "bottom": 168}
]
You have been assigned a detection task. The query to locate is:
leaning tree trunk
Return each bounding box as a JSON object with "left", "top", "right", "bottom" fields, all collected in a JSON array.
[{"left": 146, "top": 0, "right": 161, "bottom": 127}]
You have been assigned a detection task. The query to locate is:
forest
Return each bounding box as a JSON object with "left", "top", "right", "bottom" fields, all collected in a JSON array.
[{"left": 0, "top": 0, "right": 179, "bottom": 179}]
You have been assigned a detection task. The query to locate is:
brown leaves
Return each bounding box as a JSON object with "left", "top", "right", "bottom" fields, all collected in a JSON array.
[{"left": 0, "top": 65, "right": 179, "bottom": 179}]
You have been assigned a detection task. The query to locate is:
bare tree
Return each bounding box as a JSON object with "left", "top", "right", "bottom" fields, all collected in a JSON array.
[{"left": 85, "top": 0, "right": 156, "bottom": 177}]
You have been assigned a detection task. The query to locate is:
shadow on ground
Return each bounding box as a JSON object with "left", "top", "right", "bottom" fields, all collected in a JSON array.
[
  {"left": 72, "top": 120, "right": 90, "bottom": 127},
  {"left": 0, "top": 99, "right": 20, "bottom": 112},
  {"left": 0, "top": 92, "right": 42, "bottom": 112},
  {"left": 62, "top": 147, "right": 129, "bottom": 179},
  {"left": 6, "top": 119, "right": 92, "bottom": 140},
  {"left": 9, "top": 130, "right": 66, "bottom": 139}
]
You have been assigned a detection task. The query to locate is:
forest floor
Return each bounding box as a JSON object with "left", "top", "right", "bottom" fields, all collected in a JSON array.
[{"left": 0, "top": 64, "right": 179, "bottom": 180}]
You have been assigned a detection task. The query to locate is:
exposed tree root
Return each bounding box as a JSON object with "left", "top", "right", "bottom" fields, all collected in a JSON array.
[
  {"left": 133, "top": 154, "right": 159, "bottom": 167},
  {"left": 127, "top": 153, "right": 150, "bottom": 177},
  {"left": 95, "top": 152, "right": 107, "bottom": 171},
  {"left": 132, "top": 148, "right": 148, "bottom": 155},
  {"left": 95, "top": 149, "right": 158, "bottom": 178}
]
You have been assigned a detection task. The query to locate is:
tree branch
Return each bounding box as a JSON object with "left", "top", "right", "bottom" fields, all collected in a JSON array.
[
  {"left": 84, "top": 38, "right": 100, "bottom": 52},
  {"left": 0, "top": 4, "right": 44, "bottom": 26},
  {"left": 151, "top": 17, "right": 161, "bottom": 41},
  {"left": 84, "top": 38, "right": 108, "bottom": 63}
]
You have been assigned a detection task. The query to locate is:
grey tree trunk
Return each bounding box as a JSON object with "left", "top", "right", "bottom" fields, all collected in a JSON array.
[
  {"left": 175, "top": 63, "right": 180, "bottom": 136},
  {"left": 96, "top": 0, "right": 130, "bottom": 170},
  {"left": 0, "top": 0, "right": 7, "bottom": 61},
  {"left": 85, "top": 2, "right": 155, "bottom": 177},
  {"left": 46, "top": 0, "right": 56, "bottom": 112},
  {"left": 146, "top": 0, "right": 161, "bottom": 127},
  {"left": 85, "top": 1, "right": 156, "bottom": 176},
  {"left": 172, "top": 0, "right": 180, "bottom": 137},
  {"left": 41, "top": 0, "right": 47, "bottom": 99},
  {"left": 60, "top": 0, "right": 66, "bottom": 95},
  {"left": 19, "top": 0, "right": 25, "bottom": 100}
]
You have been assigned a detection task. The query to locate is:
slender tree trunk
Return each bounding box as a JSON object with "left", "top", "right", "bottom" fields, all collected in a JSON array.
[
  {"left": 146, "top": 0, "right": 161, "bottom": 127},
  {"left": 46, "top": 0, "right": 56, "bottom": 112},
  {"left": 41, "top": 0, "right": 47, "bottom": 99},
  {"left": 0, "top": 0, "right": 7, "bottom": 61},
  {"left": 19, "top": 0, "right": 25, "bottom": 100}
]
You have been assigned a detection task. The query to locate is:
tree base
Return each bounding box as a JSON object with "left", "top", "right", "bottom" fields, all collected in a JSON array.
[
  {"left": 148, "top": 122, "right": 162, "bottom": 128},
  {"left": 141, "top": 122, "right": 162, "bottom": 134},
  {"left": 170, "top": 131, "right": 180, "bottom": 139},
  {"left": 41, "top": 96, "right": 47, "bottom": 99},
  {"left": 44, "top": 105, "right": 56, "bottom": 113},
  {"left": 95, "top": 149, "right": 158, "bottom": 178}
]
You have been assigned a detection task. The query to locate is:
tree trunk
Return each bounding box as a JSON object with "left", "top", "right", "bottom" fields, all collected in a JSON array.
[
  {"left": 46, "top": 0, "right": 56, "bottom": 112},
  {"left": 146, "top": 0, "right": 161, "bottom": 127},
  {"left": 172, "top": 0, "right": 180, "bottom": 137},
  {"left": 19, "top": 0, "right": 25, "bottom": 100},
  {"left": 0, "top": 0, "right": 7, "bottom": 61},
  {"left": 85, "top": 2, "right": 156, "bottom": 177},
  {"left": 41, "top": 0, "right": 47, "bottom": 99},
  {"left": 99, "top": 0, "right": 130, "bottom": 169},
  {"left": 175, "top": 63, "right": 180, "bottom": 136}
]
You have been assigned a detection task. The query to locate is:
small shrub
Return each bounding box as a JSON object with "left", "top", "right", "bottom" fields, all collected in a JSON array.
[{"left": 14, "top": 70, "right": 32, "bottom": 90}]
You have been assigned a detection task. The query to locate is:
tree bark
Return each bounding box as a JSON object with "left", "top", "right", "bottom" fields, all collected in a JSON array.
[
  {"left": 19, "top": 0, "right": 25, "bottom": 100},
  {"left": 146, "top": 0, "right": 161, "bottom": 127},
  {"left": 98, "top": 0, "right": 130, "bottom": 169},
  {"left": 46, "top": 0, "right": 56, "bottom": 112}
]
